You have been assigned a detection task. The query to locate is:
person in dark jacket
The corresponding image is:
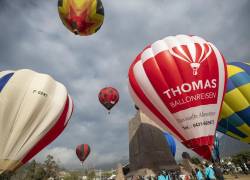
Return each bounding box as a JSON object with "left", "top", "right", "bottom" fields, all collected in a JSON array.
[{"left": 213, "top": 163, "right": 224, "bottom": 180}]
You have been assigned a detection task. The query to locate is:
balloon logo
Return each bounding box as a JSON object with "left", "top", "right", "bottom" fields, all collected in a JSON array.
[
  {"left": 58, "top": 0, "right": 104, "bottom": 36},
  {"left": 0, "top": 69, "right": 74, "bottom": 174},
  {"left": 76, "top": 144, "right": 91, "bottom": 164},
  {"left": 218, "top": 62, "right": 250, "bottom": 144},
  {"left": 98, "top": 87, "right": 119, "bottom": 113},
  {"left": 128, "top": 35, "right": 227, "bottom": 160},
  {"left": 169, "top": 42, "right": 212, "bottom": 75}
]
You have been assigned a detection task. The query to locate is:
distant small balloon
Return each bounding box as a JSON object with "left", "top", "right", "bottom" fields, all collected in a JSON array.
[
  {"left": 76, "top": 144, "right": 91, "bottom": 163},
  {"left": 98, "top": 87, "right": 119, "bottom": 113},
  {"left": 58, "top": 0, "right": 104, "bottom": 36}
]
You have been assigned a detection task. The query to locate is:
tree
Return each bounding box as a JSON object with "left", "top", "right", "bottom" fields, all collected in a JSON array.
[
  {"left": 86, "top": 169, "right": 96, "bottom": 180},
  {"left": 25, "top": 160, "right": 37, "bottom": 180},
  {"left": 20, "top": 160, "right": 46, "bottom": 180},
  {"left": 2, "top": 155, "right": 60, "bottom": 180},
  {"left": 232, "top": 151, "right": 250, "bottom": 165},
  {"left": 44, "top": 154, "right": 59, "bottom": 179},
  {"left": 34, "top": 166, "right": 46, "bottom": 180},
  {"left": 0, "top": 171, "right": 14, "bottom": 180},
  {"left": 64, "top": 173, "right": 78, "bottom": 180},
  {"left": 191, "top": 157, "right": 201, "bottom": 165}
]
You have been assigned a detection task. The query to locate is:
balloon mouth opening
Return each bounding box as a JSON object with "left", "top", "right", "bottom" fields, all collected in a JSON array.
[
  {"left": 73, "top": 29, "right": 79, "bottom": 35},
  {"left": 192, "top": 145, "right": 213, "bottom": 160},
  {"left": 0, "top": 160, "right": 23, "bottom": 174},
  {"left": 190, "top": 63, "right": 200, "bottom": 75},
  {"left": 71, "top": 21, "right": 79, "bottom": 35},
  {"left": 183, "top": 136, "right": 214, "bottom": 160}
]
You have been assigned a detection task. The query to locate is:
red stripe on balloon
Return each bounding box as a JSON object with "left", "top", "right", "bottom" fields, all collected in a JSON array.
[
  {"left": 129, "top": 52, "right": 186, "bottom": 142},
  {"left": 84, "top": 144, "right": 90, "bottom": 159},
  {"left": 21, "top": 96, "right": 72, "bottom": 164}
]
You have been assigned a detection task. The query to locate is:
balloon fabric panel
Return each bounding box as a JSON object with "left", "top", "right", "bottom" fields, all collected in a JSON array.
[
  {"left": 0, "top": 73, "right": 14, "bottom": 92},
  {"left": 218, "top": 62, "right": 250, "bottom": 143}
]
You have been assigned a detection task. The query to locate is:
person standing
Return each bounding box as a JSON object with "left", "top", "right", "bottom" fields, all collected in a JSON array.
[
  {"left": 205, "top": 163, "right": 216, "bottom": 180},
  {"left": 213, "top": 163, "right": 224, "bottom": 180},
  {"left": 195, "top": 168, "right": 204, "bottom": 180},
  {"left": 158, "top": 171, "right": 167, "bottom": 180}
]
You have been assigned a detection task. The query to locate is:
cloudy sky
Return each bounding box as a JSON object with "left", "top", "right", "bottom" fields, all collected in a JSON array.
[{"left": 0, "top": 0, "right": 250, "bottom": 169}]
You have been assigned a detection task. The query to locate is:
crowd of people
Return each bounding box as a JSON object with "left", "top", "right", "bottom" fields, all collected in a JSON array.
[
  {"left": 194, "top": 163, "right": 224, "bottom": 180},
  {"left": 130, "top": 170, "right": 180, "bottom": 180},
  {"left": 127, "top": 161, "right": 250, "bottom": 180}
]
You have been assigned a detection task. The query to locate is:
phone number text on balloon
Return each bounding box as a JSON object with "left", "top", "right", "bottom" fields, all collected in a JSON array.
[{"left": 193, "top": 119, "right": 214, "bottom": 128}]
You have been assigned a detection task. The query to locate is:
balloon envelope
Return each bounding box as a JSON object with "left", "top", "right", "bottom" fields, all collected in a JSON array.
[
  {"left": 128, "top": 35, "right": 227, "bottom": 160},
  {"left": 0, "top": 69, "right": 73, "bottom": 174},
  {"left": 76, "top": 144, "right": 91, "bottom": 162},
  {"left": 58, "top": 0, "right": 104, "bottom": 36},
  {"left": 98, "top": 87, "right": 119, "bottom": 111},
  {"left": 163, "top": 132, "right": 176, "bottom": 157},
  {"left": 218, "top": 62, "right": 250, "bottom": 144}
]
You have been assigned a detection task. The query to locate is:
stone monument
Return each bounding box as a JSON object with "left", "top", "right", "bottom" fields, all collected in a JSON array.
[
  {"left": 128, "top": 110, "right": 179, "bottom": 176},
  {"left": 115, "top": 163, "right": 125, "bottom": 180},
  {"left": 181, "top": 152, "right": 198, "bottom": 176}
]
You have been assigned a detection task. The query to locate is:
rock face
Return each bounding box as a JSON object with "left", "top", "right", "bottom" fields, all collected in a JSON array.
[{"left": 128, "top": 111, "right": 179, "bottom": 176}]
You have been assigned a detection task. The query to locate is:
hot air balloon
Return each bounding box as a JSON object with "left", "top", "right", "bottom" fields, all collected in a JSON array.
[
  {"left": 128, "top": 35, "right": 227, "bottom": 160},
  {"left": 98, "top": 87, "right": 119, "bottom": 113},
  {"left": 163, "top": 132, "right": 176, "bottom": 157},
  {"left": 76, "top": 144, "right": 90, "bottom": 164},
  {"left": 218, "top": 62, "right": 250, "bottom": 144},
  {"left": 0, "top": 69, "right": 74, "bottom": 174},
  {"left": 58, "top": 0, "right": 104, "bottom": 36}
]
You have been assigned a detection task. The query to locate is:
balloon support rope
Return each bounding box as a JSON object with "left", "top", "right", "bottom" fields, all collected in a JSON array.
[{"left": 106, "top": 111, "right": 111, "bottom": 121}]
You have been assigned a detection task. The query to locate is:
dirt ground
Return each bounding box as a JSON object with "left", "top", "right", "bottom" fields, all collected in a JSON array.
[{"left": 224, "top": 174, "right": 250, "bottom": 180}]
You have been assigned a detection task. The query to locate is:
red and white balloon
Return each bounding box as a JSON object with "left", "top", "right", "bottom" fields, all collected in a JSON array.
[{"left": 128, "top": 35, "right": 227, "bottom": 160}]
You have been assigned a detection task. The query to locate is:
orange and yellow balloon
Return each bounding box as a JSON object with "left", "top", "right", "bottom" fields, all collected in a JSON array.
[{"left": 58, "top": 0, "right": 104, "bottom": 36}]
